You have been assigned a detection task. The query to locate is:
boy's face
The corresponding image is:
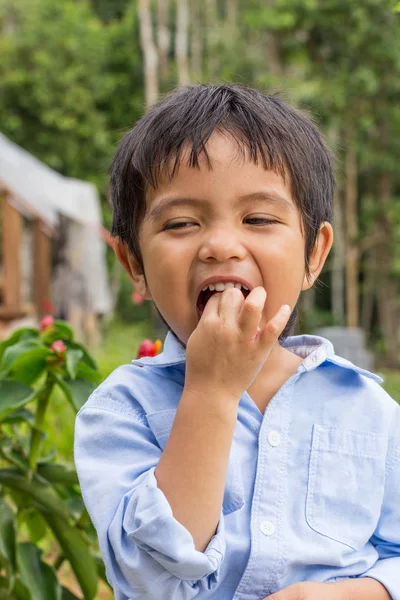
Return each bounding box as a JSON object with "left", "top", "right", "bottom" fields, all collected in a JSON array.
[{"left": 117, "top": 133, "right": 332, "bottom": 345}]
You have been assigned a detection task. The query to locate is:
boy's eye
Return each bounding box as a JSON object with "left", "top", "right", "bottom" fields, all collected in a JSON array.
[
  {"left": 163, "top": 221, "right": 196, "bottom": 231},
  {"left": 245, "top": 217, "right": 279, "bottom": 225}
]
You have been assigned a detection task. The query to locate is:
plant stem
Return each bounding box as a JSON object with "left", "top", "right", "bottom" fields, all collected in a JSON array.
[
  {"left": 29, "top": 378, "right": 54, "bottom": 473},
  {"left": 53, "top": 553, "right": 65, "bottom": 571}
]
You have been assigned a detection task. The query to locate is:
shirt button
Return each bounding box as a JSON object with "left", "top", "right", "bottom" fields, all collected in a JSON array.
[
  {"left": 260, "top": 520, "right": 276, "bottom": 536},
  {"left": 267, "top": 430, "right": 281, "bottom": 447}
]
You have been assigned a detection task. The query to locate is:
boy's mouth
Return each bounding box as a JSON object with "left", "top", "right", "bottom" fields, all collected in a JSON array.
[{"left": 196, "top": 281, "right": 251, "bottom": 317}]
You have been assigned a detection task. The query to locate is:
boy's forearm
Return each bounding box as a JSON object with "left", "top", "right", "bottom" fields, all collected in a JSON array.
[
  {"left": 154, "top": 387, "right": 238, "bottom": 552},
  {"left": 331, "top": 577, "right": 391, "bottom": 600}
]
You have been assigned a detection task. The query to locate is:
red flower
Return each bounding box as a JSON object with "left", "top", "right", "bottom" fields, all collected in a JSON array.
[
  {"left": 40, "top": 315, "right": 55, "bottom": 332},
  {"left": 137, "top": 339, "right": 162, "bottom": 358},
  {"left": 132, "top": 291, "right": 144, "bottom": 305},
  {"left": 50, "top": 340, "right": 67, "bottom": 354}
]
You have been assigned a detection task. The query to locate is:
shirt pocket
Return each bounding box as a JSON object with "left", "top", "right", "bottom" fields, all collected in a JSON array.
[
  {"left": 146, "top": 408, "right": 244, "bottom": 516},
  {"left": 305, "top": 424, "right": 386, "bottom": 550}
]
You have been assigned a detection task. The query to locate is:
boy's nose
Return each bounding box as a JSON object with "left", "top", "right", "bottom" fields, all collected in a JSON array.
[{"left": 198, "top": 228, "right": 246, "bottom": 262}]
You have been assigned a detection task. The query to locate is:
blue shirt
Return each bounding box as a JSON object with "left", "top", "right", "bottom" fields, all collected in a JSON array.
[{"left": 74, "top": 333, "right": 400, "bottom": 600}]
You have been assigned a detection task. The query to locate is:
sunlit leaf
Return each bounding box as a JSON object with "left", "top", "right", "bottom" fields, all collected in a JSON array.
[
  {"left": 18, "top": 509, "right": 47, "bottom": 544},
  {"left": 17, "top": 543, "right": 61, "bottom": 600}
]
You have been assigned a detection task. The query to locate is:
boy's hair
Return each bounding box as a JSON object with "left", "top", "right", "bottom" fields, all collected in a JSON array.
[{"left": 110, "top": 84, "right": 335, "bottom": 337}]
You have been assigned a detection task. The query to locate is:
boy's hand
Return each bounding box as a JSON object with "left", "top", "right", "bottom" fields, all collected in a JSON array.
[
  {"left": 263, "top": 582, "right": 337, "bottom": 600},
  {"left": 185, "top": 286, "right": 291, "bottom": 401},
  {"left": 262, "top": 579, "right": 391, "bottom": 600}
]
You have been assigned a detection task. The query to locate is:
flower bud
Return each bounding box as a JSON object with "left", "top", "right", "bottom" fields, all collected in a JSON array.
[{"left": 40, "top": 315, "right": 55, "bottom": 332}]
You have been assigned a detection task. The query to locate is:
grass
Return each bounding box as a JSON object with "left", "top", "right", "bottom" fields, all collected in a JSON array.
[
  {"left": 94, "top": 318, "right": 154, "bottom": 379},
  {"left": 379, "top": 370, "right": 400, "bottom": 404}
]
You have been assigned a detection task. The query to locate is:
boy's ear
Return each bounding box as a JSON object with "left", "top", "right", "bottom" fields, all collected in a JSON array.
[
  {"left": 114, "top": 239, "right": 152, "bottom": 300},
  {"left": 302, "top": 222, "right": 334, "bottom": 291}
]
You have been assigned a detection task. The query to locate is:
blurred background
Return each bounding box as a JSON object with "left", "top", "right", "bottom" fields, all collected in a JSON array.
[{"left": 1, "top": 1, "right": 400, "bottom": 598}]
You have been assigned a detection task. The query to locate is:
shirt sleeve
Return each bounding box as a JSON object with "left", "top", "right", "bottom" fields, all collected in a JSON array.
[
  {"left": 359, "top": 438, "right": 400, "bottom": 600},
  {"left": 74, "top": 394, "right": 226, "bottom": 600}
]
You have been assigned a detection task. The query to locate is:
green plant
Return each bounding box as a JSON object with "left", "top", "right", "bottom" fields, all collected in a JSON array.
[{"left": 0, "top": 317, "right": 107, "bottom": 599}]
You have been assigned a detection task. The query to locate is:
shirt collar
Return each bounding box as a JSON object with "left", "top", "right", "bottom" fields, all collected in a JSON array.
[{"left": 132, "top": 331, "right": 382, "bottom": 383}]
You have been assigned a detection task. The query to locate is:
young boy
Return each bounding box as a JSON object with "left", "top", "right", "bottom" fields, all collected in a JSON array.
[{"left": 74, "top": 84, "right": 400, "bottom": 600}]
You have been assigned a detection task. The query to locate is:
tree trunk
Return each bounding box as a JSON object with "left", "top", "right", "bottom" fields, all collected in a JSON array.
[
  {"left": 376, "top": 171, "right": 399, "bottom": 366},
  {"left": 328, "top": 125, "right": 345, "bottom": 326},
  {"left": 226, "top": 0, "right": 237, "bottom": 34},
  {"left": 190, "top": 0, "right": 202, "bottom": 81},
  {"left": 361, "top": 245, "right": 376, "bottom": 336},
  {"left": 156, "top": 0, "right": 169, "bottom": 79},
  {"left": 176, "top": 0, "right": 190, "bottom": 85},
  {"left": 206, "top": 0, "right": 219, "bottom": 79},
  {"left": 332, "top": 188, "right": 345, "bottom": 325},
  {"left": 267, "top": 33, "right": 283, "bottom": 77},
  {"left": 139, "top": 0, "right": 159, "bottom": 108},
  {"left": 344, "top": 120, "right": 359, "bottom": 328}
]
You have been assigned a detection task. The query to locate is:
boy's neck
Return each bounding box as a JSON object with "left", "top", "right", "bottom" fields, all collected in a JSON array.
[{"left": 247, "top": 342, "right": 303, "bottom": 415}]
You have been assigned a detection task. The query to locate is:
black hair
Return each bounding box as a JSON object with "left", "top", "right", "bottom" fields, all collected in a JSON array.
[{"left": 110, "top": 84, "right": 335, "bottom": 337}]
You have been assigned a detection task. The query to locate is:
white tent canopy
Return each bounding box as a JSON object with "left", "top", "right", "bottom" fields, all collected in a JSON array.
[{"left": 0, "top": 132, "right": 112, "bottom": 315}]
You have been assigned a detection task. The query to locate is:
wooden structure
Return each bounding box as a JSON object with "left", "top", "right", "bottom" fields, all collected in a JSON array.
[
  {"left": 0, "top": 192, "right": 52, "bottom": 329},
  {"left": 0, "top": 133, "right": 111, "bottom": 341}
]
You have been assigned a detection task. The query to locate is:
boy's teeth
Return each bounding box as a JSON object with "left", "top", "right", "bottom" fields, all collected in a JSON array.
[{"left": 201, "top": 281, "right": 249, "bottom": 292}]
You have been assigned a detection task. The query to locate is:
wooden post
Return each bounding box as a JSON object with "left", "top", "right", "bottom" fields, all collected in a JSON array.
[
  {"left": 33, "top": 218, "right": 51, "bottom": 318},
  {"left": 2, "top": 192, "right": 22, "bottom": 308}
]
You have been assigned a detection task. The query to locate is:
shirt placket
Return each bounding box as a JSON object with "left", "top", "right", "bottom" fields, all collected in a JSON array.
[{"left": 233, "top": 376, "right": 298, "bottom": 600}]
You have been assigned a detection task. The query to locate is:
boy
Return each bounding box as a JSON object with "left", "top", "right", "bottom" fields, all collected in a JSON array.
[{"left": 74, "top": 84, "right": 400, "bottom": 600}]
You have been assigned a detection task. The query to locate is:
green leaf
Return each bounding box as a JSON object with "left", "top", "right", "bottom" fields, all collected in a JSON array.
[
  {"left": 66, "top": 350, "right": 83, "bottom": 380},
  {"left": 62, "top": 588, "right": 81, "bottom": 600},
  {"left": 9, "top": 348, "right": 51, "bottom": 385},
  {"left": 53, "top": 374, "right": 94, "bottom": 412},
  {"left": 0, "top": 498, "right": 16, "bottom": 575},
  {"left": 0, "top": 444, "right": 30, "bottom": 473},
  {"left": 12, "top": 578, "right": 31, "bottom": 600},
  {"left": 41, "top": 322, "right": 74, "bottom": 345},
  {"left": 0, "top": 382, "right": 36, "bottom": 422},
  {"left": 17, "top": 543, "right": 61, "bottom": 600},
  {"left": 0, "top": 329, "right": 38, "bottom": 363},
  {"left": 64, "top": 341, "right": 97, "bottom": 370},
  {"left": 65, "top": 379, "right": 95, "bottom": 411},
  {"left": 18, "top": 509, "right": 47, "bottom": 544},
  {"left": 75, "top": 363, "right": 101, "bottom": 385},
  {"left": 2, "top": 409, "right": 34, "bottom": 426},
  {"left": 0, "top": 469, "right": 71, "bottom": 521},
  {"left": 0, "top": 340, "right": 42, "bottom": 378},
  {"left": 37, "top": 464, "right": 79, "bottom": 486},
  {"left": 43, "top": 513, "right": 97, "bottom": 600}
]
